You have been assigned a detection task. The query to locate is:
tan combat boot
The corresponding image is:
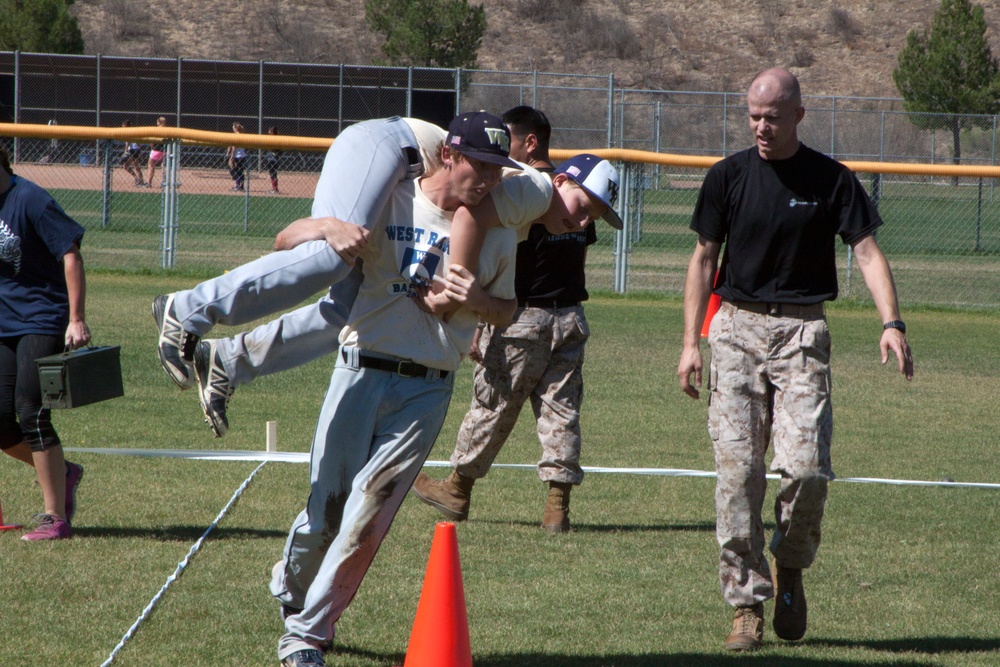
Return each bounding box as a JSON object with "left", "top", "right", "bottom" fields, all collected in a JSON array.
[
  {"left": 541, "top": 481, "right": 573, "bottom": 533},
  {"left": 411, "top": 470, "right": 475, "bottom": 521},
  {"left": 725, "top": 603, "right": 764, "bottom": 651}
]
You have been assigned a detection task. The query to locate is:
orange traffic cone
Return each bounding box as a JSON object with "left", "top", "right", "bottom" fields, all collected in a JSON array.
[
  {"left": 701, "top": 270, "right": 722, "bottom": 338},
  {"left": 0, "top": 498, "right": 23, "bottom": 531},
  {"left": 701, "top": 292, "right": 721, "bottom": 338},
  {"left": 401, "top": 522, "right": 472, "bottom": 667}
]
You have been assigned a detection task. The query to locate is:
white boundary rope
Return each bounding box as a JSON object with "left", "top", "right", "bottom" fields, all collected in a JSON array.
[
  {"left": 81, "top": 440, "right": 996, "bottom": 664},
  {"left": 66, "top": 448, "right": 1000, "bottom": 490},
  {"left": 99, "top": 460, "right": 268, "bottom": 667}
]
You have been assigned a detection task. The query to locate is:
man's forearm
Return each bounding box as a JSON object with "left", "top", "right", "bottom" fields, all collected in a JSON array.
[
  {"left": 854, "top": 235, "right": 902, "bottom": 323},
  {"left": 474, "top": 295, "right": 516, "bottom": 327}
]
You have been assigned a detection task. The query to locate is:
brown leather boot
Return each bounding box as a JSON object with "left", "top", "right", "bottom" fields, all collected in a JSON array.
[
  {"left": 411, "top": 470, "right": 475, "bottom": 521},
  {"left": 541, "top": 481, "right": 572, "bottom": 533}
]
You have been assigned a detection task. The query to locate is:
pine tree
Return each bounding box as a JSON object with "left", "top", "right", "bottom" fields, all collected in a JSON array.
[
  {"left": 893, "top": 0, "right": 1000, "bottom": 170},
  {"left": 0, "top": 0, "right": 85, "bottom": 54},
  {"left": 364, "top": 0, "right": 487, "bottom": 69}
]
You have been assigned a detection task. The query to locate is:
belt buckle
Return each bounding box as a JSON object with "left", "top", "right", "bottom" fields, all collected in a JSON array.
[{"left": 397, "top": 361, "right": 420, "bottom": 378}]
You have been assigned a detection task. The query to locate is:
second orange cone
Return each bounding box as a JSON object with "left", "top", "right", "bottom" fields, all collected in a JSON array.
[
  {"left": 402, "top": 521, "right": 472, "bottom": 667},
  {"left": 0, "top": 498, "right": 23, "bottom": 531}
]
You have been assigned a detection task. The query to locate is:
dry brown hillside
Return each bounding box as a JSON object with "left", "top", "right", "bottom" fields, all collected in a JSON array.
[{"left": 70, "top": 0, "right": 1000, "bottom": 97}]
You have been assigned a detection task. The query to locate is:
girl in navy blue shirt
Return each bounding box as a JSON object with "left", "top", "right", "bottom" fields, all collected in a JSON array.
[{"left": 0, "top": 146, "right": 90, "bottom": 541}]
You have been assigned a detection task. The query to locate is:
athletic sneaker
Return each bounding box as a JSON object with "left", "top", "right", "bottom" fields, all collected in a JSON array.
[
  {"left": 21, "top": 513, "right": 72, "bottom": 541},
  {"left": 281, "top": 649, "right": 325, "bottom": 667},
  {"left": 194, "top": 340, "right": 234, "bottom": 437},
  {"left": 152, "top": 293, "right": 198, "bottom": 390},
  {"left": 64, "top": 461, "right": 84, "bottom": 524}
]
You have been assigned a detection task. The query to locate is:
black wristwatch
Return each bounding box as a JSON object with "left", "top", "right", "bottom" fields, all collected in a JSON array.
[{"left": 883, "top": 320, "right": 906, "bottom": 334}]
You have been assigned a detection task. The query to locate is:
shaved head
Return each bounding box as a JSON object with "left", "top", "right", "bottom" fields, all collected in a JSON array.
[
  {"left": 746, "top": 67, "right": 804, "bottom": 160},
  {"left": 748, "top": 68, "right": 802, "bottom": 108}
]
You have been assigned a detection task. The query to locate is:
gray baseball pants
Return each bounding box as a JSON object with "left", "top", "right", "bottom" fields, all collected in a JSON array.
[{"left": 270, "top": 347, "right": 454, "bottom": 659}]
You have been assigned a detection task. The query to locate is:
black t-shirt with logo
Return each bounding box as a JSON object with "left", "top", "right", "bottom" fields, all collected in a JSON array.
[
  {"left": 690, "top": 144, "right": 881, "bottom": 304},
  {"left": 515, "top": 221, "right": 596, "bottom": 303},
  {"left": 514, "top": 166, "right": 596, "bottom": 303}
]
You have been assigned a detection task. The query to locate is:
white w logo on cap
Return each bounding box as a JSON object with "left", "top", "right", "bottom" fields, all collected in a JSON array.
[{"left": 484, "top": 127, "right": 510, "bottom": 151}]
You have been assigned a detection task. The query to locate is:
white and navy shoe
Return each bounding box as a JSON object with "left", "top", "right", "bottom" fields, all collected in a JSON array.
[
  {"left": 280, "top": 649, "right": 325, "bottom": 667},
  {"left": 152, "top": 294, "right": 199, "bottom": 390},
  {"left": 194, "top": 340, "right": 234, "bottom": 437}
]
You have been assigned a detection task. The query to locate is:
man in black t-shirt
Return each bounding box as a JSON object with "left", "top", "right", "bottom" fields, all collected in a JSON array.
[
  {"left": 413, "top": 106, "right": 622, "bottom": 533},
  {"left": 677, "top": 68, "right": 914, "bottom": 651}
]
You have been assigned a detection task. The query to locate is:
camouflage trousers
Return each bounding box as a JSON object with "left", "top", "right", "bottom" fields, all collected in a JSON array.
[
  {"left": 452, "top": 305, "right": 588, "bottom": 484},
  {"left": 707, "top": 301, "right": 835, "bottom": 608}
]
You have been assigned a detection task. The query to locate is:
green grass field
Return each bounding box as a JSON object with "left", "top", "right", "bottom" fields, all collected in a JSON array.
[{"left": 1, "top": 274, "right": 998, "bottom": 666}]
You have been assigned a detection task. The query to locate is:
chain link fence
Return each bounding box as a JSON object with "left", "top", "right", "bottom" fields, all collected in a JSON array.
[{"left": 1, "top": 51, "right": 997, "bottom": 308}]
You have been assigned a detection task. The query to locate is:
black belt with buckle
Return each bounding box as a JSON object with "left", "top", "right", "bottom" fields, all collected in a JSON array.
[
  {"left": 727, "top": 300, "right": 825, "bottom": 317},
  {"left": 345, "top": 350, "right": 449, "bottom": 379},
  {"left": 518, "top": 298, "right": 581, "bottom": 310}
]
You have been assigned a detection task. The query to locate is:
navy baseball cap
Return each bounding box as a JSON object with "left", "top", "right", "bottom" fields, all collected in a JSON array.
[
  {"left": 446, "top": 111, "right": 521, "bottom": 169},
  {"left": 555, "top": 153, "right": 624, "bottom": 229}
]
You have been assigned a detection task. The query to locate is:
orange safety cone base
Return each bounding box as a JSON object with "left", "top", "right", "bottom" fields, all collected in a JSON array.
[
  {"left": 401, "top": 522, "right": 472, "bottom": 667},
  {"left": 0, "top": 501, "right": 23, "bottom": 530}
]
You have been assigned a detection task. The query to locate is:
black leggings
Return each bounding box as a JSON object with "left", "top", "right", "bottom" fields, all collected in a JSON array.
[
  {"left": 230, "top": 156, "right": 247, "bottom": 188},
  {"left": 0, "top": 334, "right": 63, "bottom": 451}
]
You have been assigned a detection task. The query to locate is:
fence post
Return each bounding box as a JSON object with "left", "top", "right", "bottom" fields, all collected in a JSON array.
[
  {"left": 606, "top": 73, "right": 614, "bottom": 148},
  {"left": 870, "top": 172, "right": 881, "bottom": 210},
  {"left": 407, "top": 67, "right": 413, "bottom": 117},
  {"left": 976, "top": 177, "right": 982, "bottom": 253},
  {"left": 830, "top": 95, "right": 836, "bottom": 155},
  {"left": 613, "top": 161, "right": 633, "bottom": 294},
  {"left": 722, "top": 92, "right": 728, "bottom": 155},
  {"left": 243, "top": 171, "right": 251, "bottom": 233},
  {"left": 655, "top": 101, "right": 661, "bottom": 187},
  {"left": 176, "top": 58, "right": 183, "bottom": 128},
  {"left": 101, "top": 139, "right": 112, "bottom": 229},
  {"left": 160, "top": 140, "right": 180, "bottom": 269},
  {"left": 13, "top": 50, "right": 19, "bottom": 162},
  {"left": 95, "top": 53, "right": 102, "bottom": 163}
]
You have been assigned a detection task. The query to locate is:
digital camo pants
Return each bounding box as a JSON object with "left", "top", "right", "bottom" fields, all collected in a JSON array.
[
  {"left": 452, "top": 305, "right": 588, "bottom": 485},
  {"left": 707, "top": 301, "right": 835, "bottom": 608}
]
